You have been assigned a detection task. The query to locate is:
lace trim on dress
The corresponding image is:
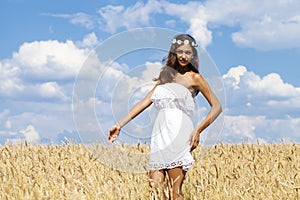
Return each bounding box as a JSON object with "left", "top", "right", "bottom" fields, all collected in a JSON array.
[
  {"left": 149, "top": 159, "right": 194, "bottom": 172},
  {"left": 152, "top": 99, "right": 194, "bottom": 116}
]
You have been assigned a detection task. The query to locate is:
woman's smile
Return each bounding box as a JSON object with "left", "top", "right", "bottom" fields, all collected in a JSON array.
[{"left": 178, "top": 57, "right": 188, "bottom": 65}]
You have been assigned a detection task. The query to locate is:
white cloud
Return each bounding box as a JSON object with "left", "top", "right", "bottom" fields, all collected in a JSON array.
[
  {"left": 0, "top": 109, "right": 10, "bottom": 122},
  {"left": 222, "top": 66, "right": 300, "bottom": 143},
  {"left": 0, "top": 36, "right": 96, "bottom": 143},
  {"left": 2, "top": 102, "right": 74, "bottom": 141},
  {"left": 165, "top": 20, "right": 176, "bottom": 27},
  {"left": 142, "top": 62, "right": 162, "bottom": 81},
  {"left": 0, "top": 109, "right": 11, "bottom": 130},
  {"left": 20, "top": 125, "right": 41, "bottom": 143},
  {"left": 247, "top": 73, "right": 299, "bottom": 98},
  {"left": 97, "top": 0, "right": 212, "bottom": 49},
  {"left": 38, "top": 82, "right": 68, "bottom": 101},
  {"left": 231, "top": 12, "right": 300, "bottom": 50},
  {"left": 99, "top": 5, "right": 125, "bottom": 33},
  {"left": 5, "top": 120, "right": 12, "bottom": 129},
  {"left": 0, "top": 60, "right": 23, "bottom": 96},
  {"left": 73, "top": 97, "right": 102, "bottom": 134},
  {"left": 41, "top": 1, "right": 300, "bottom": 50},
  {"left": 202, "top": 0, "right": 300, "bottom": 50},
  {"left": 223, "top": 66, "right": 300, "bottom": 118},
  {"left": 161, "top": 1, "right": 212, "bottom": 49},
  {"left": 94, "top": 0, "right": 300, "bottom": 50},
  {"left": 76, "top": 32, "right": 99, "bottom": 48},
  {"left": 222, "top": 65, "right": 247, "bottom": 89},
  {"left": 222, "top": 115, "right": 300, "bottom": 143},
  {"left": 98, "top": 5, "right": 124, "bottom": 33},
  {"left": 69, "top": 13, "right": 95, "bottom": 29},
  {"left": 122, "top": 61, "right": 163, "bottom": 103},
  {"left": 13, "top": 40, "right": 88, "bottom": 81},
  {"left": 42, "top": 13, "right": 95, "bottom": 29},
  {"left": 0, "top": 37, "right": 93, "bottom": 102},
  {"left": 222, "top": 115, "right": 259, "bottom": 141},
  {"left": 223, "top": 66, "right": 300, "bottom": 100},
  {"left": 98, "top": 0, "right": 162, "bottom": 33}
]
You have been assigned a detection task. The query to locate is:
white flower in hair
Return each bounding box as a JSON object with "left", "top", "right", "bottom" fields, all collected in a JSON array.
[{"left": 171, "top": 38, "right": 198, "bottom": 47}]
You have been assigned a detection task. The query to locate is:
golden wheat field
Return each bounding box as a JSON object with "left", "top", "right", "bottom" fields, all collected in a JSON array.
[{"left": 0, "top": 141, "right": 299, "bottom": 200}]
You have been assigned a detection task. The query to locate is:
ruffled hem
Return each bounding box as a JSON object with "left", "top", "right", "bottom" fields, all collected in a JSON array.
[{"left": 149, "top": 159, "right": 194, "bottom": 172}]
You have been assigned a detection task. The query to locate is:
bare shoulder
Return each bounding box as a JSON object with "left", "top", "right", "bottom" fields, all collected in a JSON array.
[
  {"left": 190, "top": 72, "right": 204, "bottom": 81},
  {"left": 188, "top": 72, "right": 207, "bottom": 89}
]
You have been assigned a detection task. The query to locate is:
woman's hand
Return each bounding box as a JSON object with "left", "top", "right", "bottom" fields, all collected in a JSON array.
[
  {"left": 108, "top": 124, "right": 121, "bottom": 143},
  {"left": 189, "top": 130, "right": 200, "bottom": 152}
]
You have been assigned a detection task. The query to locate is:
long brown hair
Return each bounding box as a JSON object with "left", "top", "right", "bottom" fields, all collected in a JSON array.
[{"left": 154, "top": 34, "right": 200, "bottom": 96}]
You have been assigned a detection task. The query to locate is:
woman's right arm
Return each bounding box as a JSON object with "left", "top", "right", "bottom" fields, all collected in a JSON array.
[{"left": 108, "top": 84, "right": 158, "bottom": 143}]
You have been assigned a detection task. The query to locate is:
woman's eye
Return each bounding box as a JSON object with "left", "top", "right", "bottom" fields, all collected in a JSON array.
[{"left": 176, "top": 50, "right": 192, "bottom": 56}]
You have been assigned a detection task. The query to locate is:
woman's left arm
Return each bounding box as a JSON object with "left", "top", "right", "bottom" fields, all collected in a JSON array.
[{"left": 189, "top": 73, "right": 222, "bottom": 151}]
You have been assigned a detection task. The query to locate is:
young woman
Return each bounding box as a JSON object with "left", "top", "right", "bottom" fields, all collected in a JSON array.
[{"left": 108, "top": 34, "right": 222, "bottom": 199}]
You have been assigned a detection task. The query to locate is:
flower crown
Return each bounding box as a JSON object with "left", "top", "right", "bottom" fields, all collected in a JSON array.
[{"left": 172, "top": 38, "right": 197, "bottom": 47}]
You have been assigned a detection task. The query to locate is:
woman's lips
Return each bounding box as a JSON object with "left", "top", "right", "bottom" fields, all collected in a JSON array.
[{"left": 179, "top": 58, "right": 188, "bottom": 64}]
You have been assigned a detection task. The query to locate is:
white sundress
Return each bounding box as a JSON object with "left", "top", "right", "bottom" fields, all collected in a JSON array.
[{"left": 149, "top": 82, "right": 195, "bottom": 171}]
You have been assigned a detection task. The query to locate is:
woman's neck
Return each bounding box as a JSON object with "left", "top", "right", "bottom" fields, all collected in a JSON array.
[{"left": 176, "top": 66, "right": 190, "bottom": 74}]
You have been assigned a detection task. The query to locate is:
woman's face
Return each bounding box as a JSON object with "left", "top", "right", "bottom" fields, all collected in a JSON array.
[{"left": 175, "top": 44, "right": 193, "bottom": 67}]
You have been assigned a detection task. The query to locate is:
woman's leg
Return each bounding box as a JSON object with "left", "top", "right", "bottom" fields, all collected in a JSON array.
[
  {"left": 166, "top": 167, "right": 186, "bottom": 200},
  {"left": 149, "top": 170, "right": 166, "bottom": 199}
]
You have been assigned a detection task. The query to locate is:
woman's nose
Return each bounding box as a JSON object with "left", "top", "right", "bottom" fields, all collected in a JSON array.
[{"left": 181, "top": 53, "right": 187, "bottom": 58}]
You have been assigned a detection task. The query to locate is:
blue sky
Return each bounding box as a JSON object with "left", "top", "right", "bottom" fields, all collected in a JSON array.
[{"left": 0, "top": 0, "right": 299, "bottom": 144}]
